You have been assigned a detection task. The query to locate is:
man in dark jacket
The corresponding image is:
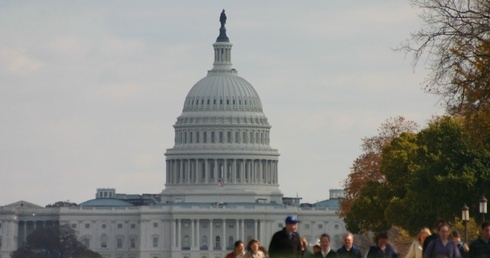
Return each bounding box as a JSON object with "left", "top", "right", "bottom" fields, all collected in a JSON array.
[
  {"left": 269, "top": 215, "right": 302, "bottom": 258},
  {"left": 337, "top": 233, "right": 361, "bottom": 258},
  {"left": 469, "top": 222, "right": 490, "bottom": 258}
]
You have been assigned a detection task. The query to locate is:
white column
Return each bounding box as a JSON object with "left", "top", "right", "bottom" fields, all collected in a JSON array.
[
  {"left": 210, "top": 219, "right": 214, "bottom": 250},
  {"left": 241, "top": 220, "right": 245, "bottom": 241},
  {"left": 205, "top": 159, "right": 209, "bottom": 183},
  {"left": 177, "top": 219, "right": 181, "bottom": 248},
  {"left": 232, "top": 159, "right": 236, "bottom": 184},
  {"left": 235, "top": 219, "right": 239, "bottom": 244},
  {"left": 172, "top": 219, "right": 177, "bottom": 248},
  {"left": 222, "top": 219, "right": 226, "bottom": 251},
  {"left": 197, "top": 220, "right": 200, "bottom": 249},
  {"left": 191, "top": 219, "right": 195, "bottom": 249}
]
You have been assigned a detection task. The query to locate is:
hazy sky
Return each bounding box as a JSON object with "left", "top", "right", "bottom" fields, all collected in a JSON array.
[{"left": 0, "top": 1, "right": 444, "bottom": 206}]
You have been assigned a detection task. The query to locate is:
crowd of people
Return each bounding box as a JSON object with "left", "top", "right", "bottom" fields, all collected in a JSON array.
[{"left": 225, "top": 216, "right": 490, "bottom": 258}]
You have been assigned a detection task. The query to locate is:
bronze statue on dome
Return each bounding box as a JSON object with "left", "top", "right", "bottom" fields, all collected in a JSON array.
[{"left": 220, "top": 10, "right": 227, "bottom": 27}]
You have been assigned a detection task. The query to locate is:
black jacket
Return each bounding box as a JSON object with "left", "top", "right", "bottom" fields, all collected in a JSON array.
[{"left": 268, "top": 227, "right": 302, "bottom": 258}]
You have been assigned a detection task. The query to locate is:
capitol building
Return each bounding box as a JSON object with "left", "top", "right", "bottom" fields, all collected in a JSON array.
[{"left": 0, "top": 12, "right": 346, "bottom": 258}]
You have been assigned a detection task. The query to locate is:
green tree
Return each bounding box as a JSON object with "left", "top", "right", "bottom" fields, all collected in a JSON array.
[
  {"left": 344, "top": 117, "right": 490, "bottom": 235},
  {"left": 340, "top": 117, "right": 418, "bottom": 219},
  {"left": 11, "top": 224, "right": 102, "bottom": 258}
]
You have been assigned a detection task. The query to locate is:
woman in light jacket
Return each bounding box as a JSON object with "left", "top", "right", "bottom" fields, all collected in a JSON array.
[{"left": 405, "top": 227, "right": 431, "bottom": 258}]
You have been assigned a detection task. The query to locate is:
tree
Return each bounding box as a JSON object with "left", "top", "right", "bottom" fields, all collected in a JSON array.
[
  {"left": 11, "top": 224, "right": 102, "bottom": 258},
  {"left": 339, "top": 116, "right": 419, "bottom": 219},
  {"left": 401, "top": 0, "right": 490, "bottom": 138},
  {"left": 344, "top": 116, "right": 490, "bottom": 235}
]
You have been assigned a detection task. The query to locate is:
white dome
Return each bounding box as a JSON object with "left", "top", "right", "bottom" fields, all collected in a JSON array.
[{"left": 183, "top": 73, "right": 263, "bottom": 112}]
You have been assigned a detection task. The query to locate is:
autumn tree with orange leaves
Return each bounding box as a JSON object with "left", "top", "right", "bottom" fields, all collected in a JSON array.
[{"left": 339, "top": 116, "right": 418, "bottom": 219}]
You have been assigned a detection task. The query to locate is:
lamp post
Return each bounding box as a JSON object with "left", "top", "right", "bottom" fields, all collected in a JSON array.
[
  {"left": 462, "top": 203, "right": 469, "bottom": 243},
  {"left": 480, "top": 194, "right": 487, "bottom": 223}
]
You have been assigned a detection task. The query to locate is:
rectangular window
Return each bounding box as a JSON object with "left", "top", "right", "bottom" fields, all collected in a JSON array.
[
  {"left": 196, "top": 132, "right": 200, "bottom": 143},
  {"left": 85, "top": 223, "right": 90, "bottom": 229},
  {"left": 227, "top": 131, "right": 231, "bottom": 143},
  {"left": 211, "top": 132, "right": 215, "bottom": 143},
  {"left": 203, "top": 132, "right": 207, "bottom": 143},
  {"left": 304, "top": 224, "right": 310, "bottom": 230},
  {"left": 130, "top": 238, "right": 136, "bottom": 248},
  {"left": 153, "top": 237, "right": 158, "bottom": 248},
  {"left": 117, "top": 238, "right": 123, "bottom": 248},
  {"left": 318, "top": 224, "right": 323, "bottom": 229},
  {"left": 153, "top": 222, "right": 158, "bottom": 227},
  {"left": 131, "top": 224, "right": 136, "bottom": 229},
  {"left": 118, "top": 223, "right": 123, "bottom": 229},
  {"left": 219, "top": 132, "right": 223, "bottom": 143},
  {"left": 235, "top": 132, "right": 239, "bottom": 143},
  {"left": 71, "top": 224, "right": 77, "bottom": 228}
]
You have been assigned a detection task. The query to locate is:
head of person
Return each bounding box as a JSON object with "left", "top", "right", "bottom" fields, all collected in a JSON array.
[
  {"left": 234, "top": 240, "right": 244, "bottom": 254},
  {"left": 312, "top": 244, "right": 321, "bottom": 254},
  {"left": 319, "top": 233, "right": 331, "bottom": 252},
  {"left": 343, "top": 232, "right": 354, "bottom": 249},
  {"left": 285, "top": 215, "right": 300, "bottom": 234},
  {"left": 300, "top": 237, "right": 308, "bottom": 251},
  {"left": 437, "top": 222, "right": 451, "bottom": 241},
  {"left": 433, "top": 219, "right": 446, "bottom": 232},
  {"left": 452, "top": 231, "right": 461, "bottom": 244},
  {"left": 418, "top": 227, "right": 431, "bottom": 245},
  {"left": 374, "top": 232, "right": 389, "bottom": 248},
  {"left": 247, "top": 239, "right": 260, "bottom": 254},
  {"left": 481, "top": 222, "right": 490, "bottom": 240}
]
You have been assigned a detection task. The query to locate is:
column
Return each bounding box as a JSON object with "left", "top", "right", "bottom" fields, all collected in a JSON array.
[
  {"left": 166, "top": 161, "right": 170, "bottom": 184},
  {"left": 254, "top": 219, "right": 258, "bottom": 239},
  {"left": 177, "top": 219, "right": 181, "bottom": 248},
  {"left": 205, "top": 159, "right": 209, "bottom": 183},
  {"left": 213, "top": 159, "right": 218, "bottom": 183},
  {"left": 197, "top": 220, "right": 200, "bottom": 249},
  {"left": 191, "top": 219, "right": 195, "bottom": 249},
  {"left": 172, "top": 219, "right": 177, "bottom": 248},
  {"left": 241, "top": 220, "right": 245, "bottom": 241},
  {"left": 222, "top": 219, "right": 226, "bottom": 251},
  {"left": 232, "top": 159, "right": 236, "bottom": 184},
  {"left": 210, "top": 219, "right": 214, "bottom": 250},
  {"left": 235, "top": 219, "right": 239, "bottom": 244}
]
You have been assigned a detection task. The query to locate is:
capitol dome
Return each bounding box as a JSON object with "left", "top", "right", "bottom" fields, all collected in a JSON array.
[
  {"left": 183, "top": 74, "right": 263, "bottom": 113},
  {"left": 162, "top": 11, "right": 282, "bottom": 204}
]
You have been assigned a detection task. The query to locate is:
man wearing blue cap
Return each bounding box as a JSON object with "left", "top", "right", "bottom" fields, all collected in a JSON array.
[{"left": 269, "top": 215, "right": 302, "bottom": 258}]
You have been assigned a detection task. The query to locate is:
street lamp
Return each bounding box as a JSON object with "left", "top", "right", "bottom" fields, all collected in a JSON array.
[
  {"left": 462, "top": 203, "right": 469, "bottom": 243},
  {"left": 480, "top": 194, "right": 487, "bottom": 223}
]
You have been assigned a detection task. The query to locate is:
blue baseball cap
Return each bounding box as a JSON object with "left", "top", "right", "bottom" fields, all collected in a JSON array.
[{"left": 285, "top": 215, "right": 300, "bottom": 224}]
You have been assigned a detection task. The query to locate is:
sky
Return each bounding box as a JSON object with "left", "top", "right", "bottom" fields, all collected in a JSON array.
[{"left": 0, "top": 1, "right": 444, "bottom": 206}]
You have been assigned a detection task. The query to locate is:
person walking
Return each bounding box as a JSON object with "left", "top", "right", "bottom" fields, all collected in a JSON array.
[
  {"left": 423, "top": 222, "right": 460, "bottom": 258},
  {"left": 269, "top": 215, "right": 302, "bottom": 258},
  {"left": 469, "top": 222, "right": 490, "bottom": 258},
  {"left": 337, "top": 232, "right": 361, "bottom": 258},
  {"left": 366, "top": 232, "right": 398, "bottom": 258},
  {"left": 452, "top": 231, "right": 469, "bottom": 258},
  {"left": 309, "top": 233, "right": 338, "bottom": 258},
  {"left": 244, "top": 239, "right": 266, "bottom": 258},
  {"left": 405, "top": 228, "right": 431, "bottom": 258},
  {"left": 226, "top": 240, "right": 245, "bottom": 258}
]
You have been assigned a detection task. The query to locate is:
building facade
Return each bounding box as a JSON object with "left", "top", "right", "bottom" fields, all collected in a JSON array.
[{"left": 0, "top": 12, "right": 346, "bottom": 258}]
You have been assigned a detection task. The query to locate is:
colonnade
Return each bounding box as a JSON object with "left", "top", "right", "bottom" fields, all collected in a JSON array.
[
  {"left": 172, "top": 218, "right": 264, "bottom": 251},
  {"left": 166, "top": 158, "right": 278, "bottom": 185}
]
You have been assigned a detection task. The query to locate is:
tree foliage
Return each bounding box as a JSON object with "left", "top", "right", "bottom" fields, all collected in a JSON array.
[
  {"left": 339, "top": 116, "right": 419, "bottom": 218},
  {"left": 11, "top": 224, "right": 102, "bottom": 258},
  {"left": 401, "top": 0, "right": 490, "bottom": 138},
  {"left": 344, "top": 116, "right": 490, "bottom": 235}
]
